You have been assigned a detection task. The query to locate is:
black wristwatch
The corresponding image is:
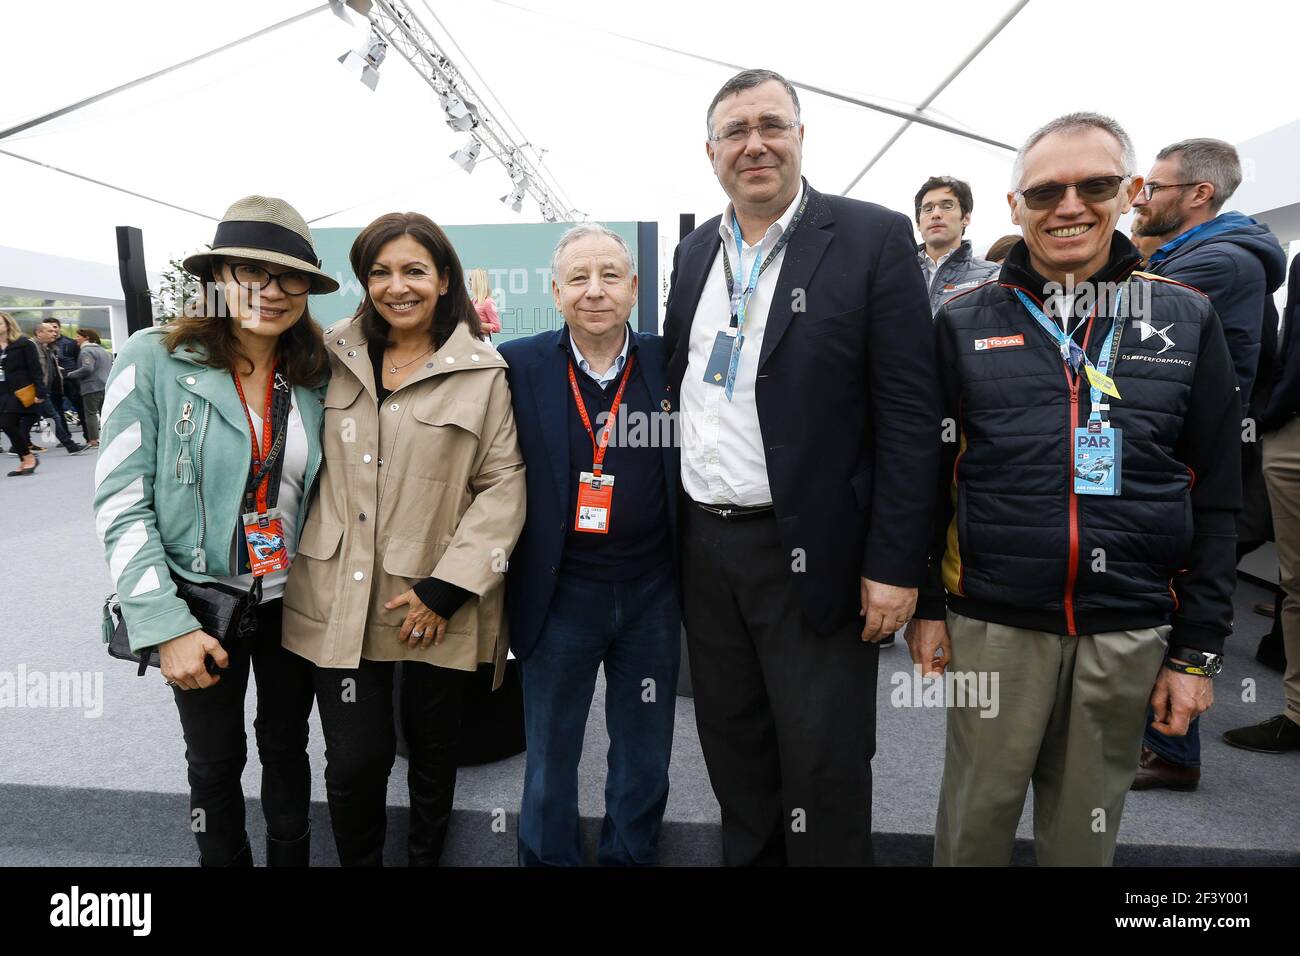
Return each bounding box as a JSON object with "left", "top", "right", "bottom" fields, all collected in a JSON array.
[{"left": 1165, "top": 646, "right": 1223, "bottom": 679}]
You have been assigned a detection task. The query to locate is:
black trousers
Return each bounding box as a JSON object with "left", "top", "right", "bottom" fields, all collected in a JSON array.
[
  {"left": 171, "top": 598, "right": 316, "bottom": 865},
  {"left": 312, "top": 657, "right": 472, "bottom": 866},
  {"left": 0, "top": 411, "right": 32, "bottom": 457},
  {"left": 681, "top": 502, "right": 879, "bottom": 866}
]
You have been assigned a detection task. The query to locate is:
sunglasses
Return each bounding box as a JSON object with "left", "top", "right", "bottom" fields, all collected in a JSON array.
[{"left": 1017, "top": 175, "right": 1128, "bottom": 210}]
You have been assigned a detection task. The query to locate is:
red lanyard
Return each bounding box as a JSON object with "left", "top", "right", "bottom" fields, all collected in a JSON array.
[
  {"left": 567, "top": 353, "right": 635, "bottom": 478},
  {"left": 231, "top": 363, "right": 277, "bottom": 515}
]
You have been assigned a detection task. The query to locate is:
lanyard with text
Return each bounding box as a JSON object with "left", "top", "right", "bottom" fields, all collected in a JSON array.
[
  {"left": 1014, "top": 285, "right": 1128, "bottom": 496},
  {"left": 568, "top": 354, "right": 635, "bottom": 534},
  {"left": 231, "top": 364, "right": 293, "bottom": 574},
  {"left": 716, "top": 187, "right": 810, "bottom": 401}
]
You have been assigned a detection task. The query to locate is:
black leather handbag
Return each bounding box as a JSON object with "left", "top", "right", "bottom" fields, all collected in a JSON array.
[{"left": 103, "top": 577, "right": 260, "bottom": 676}]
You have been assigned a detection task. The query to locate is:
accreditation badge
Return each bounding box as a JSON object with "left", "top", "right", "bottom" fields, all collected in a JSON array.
[
  {"left": 241, "top": 508, "right": 289, "bottom": 575},
  {"left": 703, "top": 330, "right": 735, "bottom": 386},
  {"left": 1072, "top": 428, "right": 1122, "bottom": 496},
  {"left": 574, "top": 472, "right": 615, "bottom": 534}
]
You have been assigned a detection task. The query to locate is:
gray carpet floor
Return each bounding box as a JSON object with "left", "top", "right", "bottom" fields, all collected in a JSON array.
[{"left": 1, "top": 444, "right": 1296, "bottom": 865}]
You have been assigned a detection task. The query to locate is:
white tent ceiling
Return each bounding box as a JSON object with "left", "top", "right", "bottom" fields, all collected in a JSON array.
[{"left": 2, "top": 0, "right": 1297, "bottom": 276}]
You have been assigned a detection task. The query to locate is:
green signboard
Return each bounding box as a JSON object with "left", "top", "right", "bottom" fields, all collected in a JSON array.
[{"left": 311, "top": 221, "right": 644, "bottom": 344}]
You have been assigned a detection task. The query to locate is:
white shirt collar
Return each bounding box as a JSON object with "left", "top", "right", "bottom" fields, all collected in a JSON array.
[
  {"left": 568, "top": 324, "right": 630, "bottom": 387},
  {"left": 718, "top": 179, "right": 807, "bottom": 250}
]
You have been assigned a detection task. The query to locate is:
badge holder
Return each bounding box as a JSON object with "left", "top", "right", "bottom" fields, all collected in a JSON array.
[
  {"left": 575, "top": 471, "right": 616, "bottom": 534},
  {"left": 568, "top": 355, "right": 635, "bottom": 535},
  {"left": 233, "top": 363, "right": 293, "bottom": 573}
]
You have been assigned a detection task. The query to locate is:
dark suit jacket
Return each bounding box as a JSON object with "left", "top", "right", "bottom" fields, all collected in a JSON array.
[
  {"left": 499, "top": 328, "right": 679, "bottom": 659},
  {"left": 663, "top": 181, "right": 940, "bottom": 635}
]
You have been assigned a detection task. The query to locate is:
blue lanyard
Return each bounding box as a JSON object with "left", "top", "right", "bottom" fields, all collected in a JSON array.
[
  {"left": 717, "top": 188, "right": 810, "bottom": 400},
  {"left": 1014, "top": 285, "right": 1127, "bottom": 423},
  {"left": 729, "top": 213, "right": 767, "bottom": 336}
]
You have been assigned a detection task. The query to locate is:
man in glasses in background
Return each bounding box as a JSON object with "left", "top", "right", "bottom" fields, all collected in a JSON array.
[
  {"left": 1129, "top": 139, "right": 1290, "bottom": 786},
  {"left": 915, "top": 175, "right": 999, "bottom": 316},
  {"left": 907, "top": 112, "right": 1241, "bottom": 865},
  {"left": 664, "top": 68, "right": 939, "bottom": 865}
]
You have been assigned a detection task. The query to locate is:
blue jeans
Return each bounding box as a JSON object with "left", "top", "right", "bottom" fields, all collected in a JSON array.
[
  {"left": 1144, "top": 710, "right": 1201, "bottom": 767},
  {"left": 518, "top": 563, "right": 680, "bottom": 866},
  {"left": 24, "top": 399, "right": 74, "bottom": 448}
]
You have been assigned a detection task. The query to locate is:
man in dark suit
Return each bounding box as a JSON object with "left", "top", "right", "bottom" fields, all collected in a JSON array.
[
  {"left": 499, "top": 224, "right": 681, "bottom": 866},
  {"left": 663, "top": 68, "right": 940, "bottom": 865}
]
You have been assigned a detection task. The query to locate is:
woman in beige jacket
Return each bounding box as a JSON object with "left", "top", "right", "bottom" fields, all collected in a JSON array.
[{"left": 283, "top": 212, "right": 525, "bottom": 866}]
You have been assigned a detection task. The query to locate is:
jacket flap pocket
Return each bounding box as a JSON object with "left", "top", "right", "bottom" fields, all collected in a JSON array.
[
  {"left": 296, "top": 520, "right": 343, "bottom": 560},
  {"left": 382, "top": 534, "right": 436, "bottom": 579},
  {"left": 411, "top": 396, "right": 483, "bottom": 437},
  {"left": 324, "top": 376, "right": 364, "bottom": 409}
]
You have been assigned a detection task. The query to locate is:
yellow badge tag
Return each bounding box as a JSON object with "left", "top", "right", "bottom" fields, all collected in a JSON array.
[{"left": 1085, "top": 365, "right": 1121, "bottom": 400}]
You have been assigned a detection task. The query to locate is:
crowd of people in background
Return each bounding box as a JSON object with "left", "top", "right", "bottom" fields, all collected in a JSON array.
[{"left": 0, "top": 314, "right": 113, "bottom": 472}]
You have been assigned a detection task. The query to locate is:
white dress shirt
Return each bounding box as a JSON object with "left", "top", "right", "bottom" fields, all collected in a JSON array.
[
  {"left": 680, "top": 181, "right": 805, "bottom": 506},
  {"left": 567, "top": 323, "right": 630, "bottom": 387},
  {"left": 919, "top": 246, "right": 956, "bottom": 290}
]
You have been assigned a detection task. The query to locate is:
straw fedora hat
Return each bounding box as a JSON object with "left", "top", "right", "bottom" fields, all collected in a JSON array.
[{"left": 183, "top": 195, "right": 339, "bottom": 294}]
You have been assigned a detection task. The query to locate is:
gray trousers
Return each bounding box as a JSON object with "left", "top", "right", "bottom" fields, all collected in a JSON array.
[
  {"left": 1263, "top": 415, "right": 1300, "bottom": 725},
  {"left": 81, "top": 390, "right": 104, "bottom": 442},
  {"left": 934, "top": 612, "right": 1167, "bottom": 866}
]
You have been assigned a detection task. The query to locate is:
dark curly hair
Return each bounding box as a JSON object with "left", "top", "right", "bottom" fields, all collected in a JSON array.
[{"left": 914, "top": 175, "right": 975, "bottom": 226}]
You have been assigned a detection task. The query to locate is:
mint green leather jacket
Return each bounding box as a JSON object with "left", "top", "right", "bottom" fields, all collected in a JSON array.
[{"left": 93, "top": 328, "right": 325, "bottom": 652}]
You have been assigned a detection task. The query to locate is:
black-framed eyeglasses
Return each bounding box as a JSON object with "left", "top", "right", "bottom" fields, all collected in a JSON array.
[
  {"left": 1016, "top": 175, "right": 1128, "bottom": 210},
  {"left": 920, "top": 199, "right": 959, "bottom": 215},
  {"left": 230, "top": 262, "right": 312, "bottom": 296},
  {"left": 1140, "top": 182, "right": 1201, "bottom": 202},
  {"left": 710, "top": 119, "right": 798, "bottom": 144}
]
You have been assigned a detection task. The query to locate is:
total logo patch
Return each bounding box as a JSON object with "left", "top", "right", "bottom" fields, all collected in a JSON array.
[{"left": 973, "top": 334, "right": 1025, "bottom": 351}]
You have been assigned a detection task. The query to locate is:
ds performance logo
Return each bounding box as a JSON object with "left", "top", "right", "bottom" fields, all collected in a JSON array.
[
  {"left": 49, "top": 886, "right": 151, "bottom": 936},
  {"left": 973, "top": 334, "right": 1024, "bottom": 351},
  {"left": 1136, "top": 320, "right": 1176, "bottom": 354}
]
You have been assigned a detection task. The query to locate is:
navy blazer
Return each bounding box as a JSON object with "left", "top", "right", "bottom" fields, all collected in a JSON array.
[
  {"left": 499, "top": 328, "right": 679, "bottom": 660},
  {"left": 663, "top": 182, "right": 941, "bottom": 635}
]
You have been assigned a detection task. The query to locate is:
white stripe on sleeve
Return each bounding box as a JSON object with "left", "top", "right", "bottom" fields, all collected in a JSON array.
[
  {"left": 128, "top": 565, "right": 162, "bottom": 597},
  {"left": 95, "top": 475, "right": 145, "bottom": 545},
  {"left": 100, "top": 364, "right": 136, "bottom": 429},
  {"left": 108, "top": 519, "right": 149, "bottom": 586},
  {"left": 95, "top": 421, "right": 142, "bottom": 491}
]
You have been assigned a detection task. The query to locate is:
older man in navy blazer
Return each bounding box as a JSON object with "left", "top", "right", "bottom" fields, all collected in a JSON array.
[
  {"left": 664, "top": 69, "right": 940, "bottom": 865},
  {"left": 499, "top": 224, "right": 680, "bottom": 867}
]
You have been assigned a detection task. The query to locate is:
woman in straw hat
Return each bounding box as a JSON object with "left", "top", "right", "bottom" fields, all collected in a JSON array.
[
  {"left": 92, "top": 195, "right": 338, "bottom": 866},
  {"left": 283, "top": 212, "right": 525, "bottom": 866}
]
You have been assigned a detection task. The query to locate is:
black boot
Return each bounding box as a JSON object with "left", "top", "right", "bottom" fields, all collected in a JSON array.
[
  {"left": 407, "top": 746, "right": 459, "bottom": 866},
  {"left": 266, "top": 826, "right": 310, "bottom": 867},
  {"left": 200, "top": 840, "right": 253, "bottom": 867},
  {"left": 326, "top": 787, "right": 387, "bottom": 866},
  {"left": 1255, "top": 601, "right": 1287, "bottom": 673}
]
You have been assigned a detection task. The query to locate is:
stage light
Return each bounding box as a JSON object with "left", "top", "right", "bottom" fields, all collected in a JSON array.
[
  {"left": 329, "top": 0, "right": 373, "bottom": 23},
  {"left": 441, "top": 93, "right": 480, "bottom": 132},
  {"left": 500, "top": 186, "right": 525, "bottom": 214},
  {"left": 338, "top": 29, "right": 387, "bottom": 91},
  {"left": 450, "top": 136, "right": 481, "bottom": 173}
]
